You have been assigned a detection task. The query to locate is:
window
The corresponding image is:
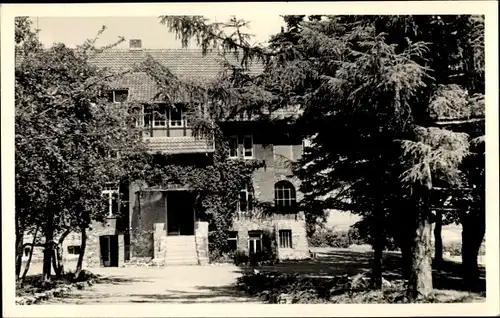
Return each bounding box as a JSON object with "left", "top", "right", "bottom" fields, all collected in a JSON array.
[
  {"left": 274, "top": 181, "right": 297, "bottom": 211},
  {"left": 67, "top": 245, "right": 81, "bottom": 255},
  {"left": 169, "top": 107, "right": 184, "bottom": 127},
  {"left": 229, "top": 136, "right": 239, "bottom": 158},
  {"left": 24, "top": 246, "right": 31, "bottom": 257},
  {"left": 248, "top": 231, "right": 262, "bottom": 254},
  {"left": 238, "top": 184, "right": 254, "bottom": 213},
  {"left": 108, "top": 90, "right": 129, "bottom": 103},
  {"left": 227, "top": 231, "right": 238, "bottom": 251},
  {"left": 243, "top": 135, "right": 254, "bottom": 158},
  {"left": 141, "top": 105, "right": 151, "bottom": 127},
  {"left": 151, "top": 105, "right": 186, "bottom": 127},
  {"left": 279, "top": 230, "right": 293, "bottom": 248},
  {"left": 102, "top": 183, "right": 119, "bottom": 217},
  {"left": 228, "top": 135, "right": 253, "bottom": 159},
  {"left": 153, "top": 105, "right": 168, "bottom": 127}
]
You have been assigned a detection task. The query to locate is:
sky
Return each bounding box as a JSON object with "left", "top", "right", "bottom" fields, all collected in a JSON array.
[{"left": 32, "top": 16, "right": 286, "bottom": 49}]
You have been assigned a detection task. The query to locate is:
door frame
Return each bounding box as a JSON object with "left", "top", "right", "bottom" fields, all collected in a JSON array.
[
  {"left": 99, "top": 235, "right": 119, "bottom": 267},
  {"left": 166, "top": 190, "right": 196, "bottom": 236}
]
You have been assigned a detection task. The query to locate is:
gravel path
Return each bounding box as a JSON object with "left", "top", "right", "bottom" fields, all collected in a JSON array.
[{"left": 40, "top": 265, "right": 262, "bottom": 304}]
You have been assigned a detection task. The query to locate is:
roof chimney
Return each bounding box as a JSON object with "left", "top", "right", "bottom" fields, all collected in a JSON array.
[{"left": 129, "top": 39, "right": 142, "bottom": 50}]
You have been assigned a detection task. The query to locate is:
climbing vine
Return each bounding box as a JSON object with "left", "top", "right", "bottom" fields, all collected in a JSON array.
[{"left": 140, "top": 125, "right": 264, "bottom": 257}]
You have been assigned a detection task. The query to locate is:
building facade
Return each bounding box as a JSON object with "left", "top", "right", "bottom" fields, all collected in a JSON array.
[{"left": 22, "top": 40, "right": 310, "bottom": 267}]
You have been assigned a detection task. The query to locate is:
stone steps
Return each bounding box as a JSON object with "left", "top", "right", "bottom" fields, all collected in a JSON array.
[{"left": 164, "top": 235, "right": 198, "bottom": 265}]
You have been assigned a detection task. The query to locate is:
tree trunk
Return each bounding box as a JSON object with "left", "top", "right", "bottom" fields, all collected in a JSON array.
[
  {"left": 42, "top": 230, "right": 54, "bottom": 284},
  {"left": 461, "top": 209, "right": 485, "bottom": 291},
  {"left": 396, "top": 216, "right": 413, "bottom": 282},
  {"left": 371, "top": 237, "right": 383, "bottom": 289},
  {"left": 370, "top": 212, "right": 384, "bottom": 289},
  {"left": 433, "top": 211, "right": 443, "bottom": 267},
  {"left": 21, "top": 227, "right": 39, "bottom": 282},
  {"left": 15, "top": 232, "right": 24, "bottom": 280},
  {"left": 73, "top": 227, "right": 87, "bottom": 281},
  {"left": 407, "top": 182, "right": 433, "bottom": 300},
  {"left": 400, "top": 244, "right": 412, "bottom": 281},
  {"left": 53, "top": 229, "right": 71, "bottom": 277},
  {"left": 52, "top": 247, "right": 64, "bottom": 277}
]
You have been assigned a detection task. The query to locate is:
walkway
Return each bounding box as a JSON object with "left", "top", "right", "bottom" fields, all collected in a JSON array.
[{"left": 41, "top": 265, "right": 262, "bottom": 304}]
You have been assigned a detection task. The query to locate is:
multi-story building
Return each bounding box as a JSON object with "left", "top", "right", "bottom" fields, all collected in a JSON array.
[{"left": 21, "top": 39, "right": 310, "bottom": 267}]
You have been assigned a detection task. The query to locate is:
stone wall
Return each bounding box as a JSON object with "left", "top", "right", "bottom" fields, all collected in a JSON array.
[
  {"left": 195, "top": 221, "right": 209, "bottom": 265},
  {"left": 153, "top": 222, "right": 167, "bottom": 261},
  {"left": 232, "top": 212, "right": 310, "bottom": 260},
  {"left": 85, "top": 218, "right": 124, "bottom": 267},
  {"left": 21, "top": 218, "right": 125, "bottom": 268},
  {"left": 230, "top": 135, "right": 309, "bottom": 260}
]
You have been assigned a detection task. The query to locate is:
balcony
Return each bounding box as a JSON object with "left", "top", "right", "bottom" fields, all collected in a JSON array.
[{"left": 143, "top": 136, "right": 215, "bottom": 154}]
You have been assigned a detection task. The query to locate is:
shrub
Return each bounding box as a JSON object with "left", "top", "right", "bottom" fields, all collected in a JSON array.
[
  {"left": 130, "top": 230, "right": 153, "bottom": 258},
  {"left": 232, "top": 250, "right": 249, "bottom": 265},
  {"left": 236, "top": 270, "right": 355, "bottom": 303},
  {"left": 308, "top": 228, "right": 351, "bottom": 248},
  {"left": 230, "top": 230, "right": 278, "bottom": 266},
  {"left": 236, "top": 270, "right": 483, "bottom": 304},
  {"left": 443, "top": 241, "right": 462, "bottom": 256},
  {"left": 209, "top": 251, "right": 233, "bottom": 264},
  {"left": 349, "top": 221, "right": 399, "bottom": 251},
  {"left": 441, "top": 241, "right": 486, "bottom": 257}
]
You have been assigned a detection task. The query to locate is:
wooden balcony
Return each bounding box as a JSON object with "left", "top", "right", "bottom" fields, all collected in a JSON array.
[{"left": 143, "top": 136, "right": 215, "bottom": 154}]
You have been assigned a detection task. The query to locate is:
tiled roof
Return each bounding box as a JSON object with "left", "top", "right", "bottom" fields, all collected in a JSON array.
[
  {"left": 92, "top": 49, "right": 262, "bottom": 77},
  {"left": 91, "top": 49, "right": 263, "bottom": 102},
  {"left": 108, "top": 72, "right": 160, "bottom": 102},
  {"left": 144, "top": 136, "right": 215, "bottom": 154}
]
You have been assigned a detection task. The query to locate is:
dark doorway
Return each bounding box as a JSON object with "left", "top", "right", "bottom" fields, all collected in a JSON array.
[
  {"left": 100, "top": 235, "right": 119, "bottom": 267},
  {"left": 167, "top": 191, "right": 195, "bottom": 236}
]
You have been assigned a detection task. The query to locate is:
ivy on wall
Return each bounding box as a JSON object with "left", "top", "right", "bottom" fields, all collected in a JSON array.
[{"left": 138, "top": 125, "right": 265, "bottom": 256}]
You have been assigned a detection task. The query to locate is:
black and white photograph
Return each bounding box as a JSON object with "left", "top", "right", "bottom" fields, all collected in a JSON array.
[{"left": 1, "top": 2, "right": 498, "bottom": 316}]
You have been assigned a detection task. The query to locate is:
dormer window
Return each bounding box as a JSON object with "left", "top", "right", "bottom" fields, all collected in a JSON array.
[{"left": 108, "top": 89, "right": 129, "bottom": 103}]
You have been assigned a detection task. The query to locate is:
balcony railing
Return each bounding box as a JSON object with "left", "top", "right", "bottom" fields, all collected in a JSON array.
[{"left": 143, "top": 136, "right": 215, "bottom": 154}]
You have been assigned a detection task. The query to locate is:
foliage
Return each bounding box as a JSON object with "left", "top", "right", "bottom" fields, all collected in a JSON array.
[
  {"left": 159, "top": 16, "right": 272, "bottom": 68},
  {"left": 133, "top": 38, "right": 269, "bottom": 257},
  {"left": 308, "top": 228, "right": 351, "bottom": 248},
  {"left": 228, "top": 230, "right": 278, "bottom": 265},
  {"left": 138, "top": 128, "right": 264, "bottom": 256},
  {"left": 15, "top": 17, "right": 147, "bottom": 280},
  {"left": 231, "top": 250, "right": 250, "bottom": 266},
  {"left": 130, "top": 230, "right": 154, "bottom": 258},
  {"left": 349, "top": 220, "right": 400, "bottom": 251},
  {"left": 439, "top": 241, "right": 486, "bottom": 257},
  {"left": 16, "top": 269, "right": 98, "bottom": 297},
  {"left": 237, "top": 269, "right": 484, "bottom": 304},
  {"left": 154, "top": 14, "right": 485, "bottom": 296}
]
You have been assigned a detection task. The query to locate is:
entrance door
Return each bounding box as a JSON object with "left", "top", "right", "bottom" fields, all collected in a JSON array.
[
  {"left": 167, "top": 192, "right": 195, "bottom": 236},
  {"left": 99, "top": 235, "right": 119, "bottom": 267}
]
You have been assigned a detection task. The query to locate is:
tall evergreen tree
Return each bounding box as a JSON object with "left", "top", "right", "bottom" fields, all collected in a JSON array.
[{"left": 155, "top": 14, "right": 484, "bottom": 299}]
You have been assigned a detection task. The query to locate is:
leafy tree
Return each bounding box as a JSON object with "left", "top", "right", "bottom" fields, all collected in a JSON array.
[
  {"left": 15, "top": 17, "right": 146, "bottom": 282},
  {"left": 157, "top": 14, "right": 484, "bottom": 299}
]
